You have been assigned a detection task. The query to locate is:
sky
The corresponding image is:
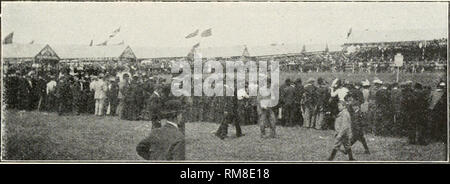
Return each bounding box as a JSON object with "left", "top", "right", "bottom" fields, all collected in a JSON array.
[{"left": 1, "top": 2, "right": 448, "bottom": 48}]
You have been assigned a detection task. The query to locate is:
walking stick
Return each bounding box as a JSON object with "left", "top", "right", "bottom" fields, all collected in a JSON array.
[{"left": 37, "top": 96, "right": 43, "bottom": 111}]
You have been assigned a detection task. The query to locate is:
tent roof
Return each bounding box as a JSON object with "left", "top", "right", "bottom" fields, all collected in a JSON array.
[
  {"left": 345, "top": 29, "right": 447, "bottom": 44},
  {"left": 53, "top": 44, "right": 132, "bottom": 59},
  {"left": 2, "top": 43, "right": 49, "bottom": 58}
]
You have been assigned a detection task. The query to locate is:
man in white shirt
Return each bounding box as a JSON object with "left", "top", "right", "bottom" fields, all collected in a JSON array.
[
  {"left": 46, "top": 75, "right": 58, "bottom": 112},
  {"left": 93, "top": 74, "right": 107, "bottom": 116},
  {"left": 330, "top": 78, "right": 349, "bottom": 102}
]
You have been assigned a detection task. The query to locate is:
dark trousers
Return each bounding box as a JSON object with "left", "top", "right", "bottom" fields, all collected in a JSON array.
[
  {"left": 106, "top": 97, "right": 118, "bottom": 116},
  {"left": 282, "top": 104, "right": 297, "bottom": 127},
  {"left": 408, "top": 116, "right": 427, "bottom": 145},
  {"left": 216, "top": 112, "right": 242, "bottom": 139}
]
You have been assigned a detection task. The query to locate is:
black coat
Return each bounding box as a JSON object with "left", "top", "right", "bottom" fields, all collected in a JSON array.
[{"left": 136, "top": 123, "right": 185, "bottom": 160}]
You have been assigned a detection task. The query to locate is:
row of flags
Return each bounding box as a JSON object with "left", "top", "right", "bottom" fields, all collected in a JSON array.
[{"left": 186, "top": 28, "right": 213, "bottom": 58}]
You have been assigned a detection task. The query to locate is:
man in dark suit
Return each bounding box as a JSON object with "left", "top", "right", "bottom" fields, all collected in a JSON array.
[
  {"left": 136, "top": 100, "right": 185, "bottom": 160},
  {"left": 315, "top": 77, "right": 330, "bottom": 130},
  {"left": 70, "top": 75, "right": 82, "bottom": 115},
  {"left": 106, "top": 77, "right": 119, "bottom": 116},
  {"left": 281, "top": 79, "right": 297, "bottom": 127},
  {"left": 302, "top": 78, "right": 317, "bottom": 128},
  {"left": 142, "top": 84, "right": 164, "bottom": 129},
  {"left": 408, "top": 83, "right": 428, "bottom": 145},
  {"left": 215, "top": 84, "right": 244, "bottom": 139}
]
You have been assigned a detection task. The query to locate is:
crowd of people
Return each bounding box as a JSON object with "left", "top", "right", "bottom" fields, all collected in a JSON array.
[
  {"left": 3, "top": 44, "right": 448, "bottom": 160},
  {"left": 276, "top": 39, "right": 447, "bottom": 73}
]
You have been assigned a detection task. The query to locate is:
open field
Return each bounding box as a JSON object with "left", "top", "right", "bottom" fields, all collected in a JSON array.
[
  {"left": 1, "top": 110, "right": 446, "bottom": 161},
  {"left": 186, "top": 122, "right": 447, "bottom": 161}
]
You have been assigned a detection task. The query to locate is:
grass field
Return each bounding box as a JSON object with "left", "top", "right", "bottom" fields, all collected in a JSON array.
[
  {"left": 186, "top": 122, "right": 447, "bottom": 161},
  {"left": 2, "top": 110, "right": 446, "bottom": 161},
  {"left": 2, "top": 110, "right": 151, "bottom": 160}
]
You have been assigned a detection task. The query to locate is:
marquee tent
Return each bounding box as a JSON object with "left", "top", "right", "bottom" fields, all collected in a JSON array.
[
  {"left": 53, "top": 45, "right": 136, "bottom": 63},
  {"left": 2, "top": 43, "right": 60, "bottom": 65}
]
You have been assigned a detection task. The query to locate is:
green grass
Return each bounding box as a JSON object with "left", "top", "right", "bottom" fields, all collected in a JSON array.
[{"left": 186, "top": 122, "right": 447, "bottom": 161}]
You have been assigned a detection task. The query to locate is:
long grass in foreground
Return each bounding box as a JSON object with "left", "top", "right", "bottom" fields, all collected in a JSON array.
[{"left": 2, "top": 110, "right": 151, "bottom": 160}]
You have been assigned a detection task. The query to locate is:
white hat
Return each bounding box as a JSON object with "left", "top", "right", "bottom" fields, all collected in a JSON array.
[
  {"left": 373, "top": 78, "right": 383, "bottom": 84},
  {"left": 306, "top": 78, "right": 315, "bottom": 84},
  {"left": 362, "top": 79, "right": 370, "bottom": 86}
]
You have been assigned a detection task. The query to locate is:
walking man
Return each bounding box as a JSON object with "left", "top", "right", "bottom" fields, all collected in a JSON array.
[{"left": 328, "top": 101, "right": 354, "bottom": 161}]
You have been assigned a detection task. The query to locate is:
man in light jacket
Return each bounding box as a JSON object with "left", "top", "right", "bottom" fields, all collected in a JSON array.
[{"left": 93, "top": 74, "right": 107, "bottom": 116}]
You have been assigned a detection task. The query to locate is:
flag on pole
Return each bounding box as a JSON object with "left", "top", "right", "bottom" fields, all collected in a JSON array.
[
  {"left": 192, "top": 42, "right": 200, "bottom": 49},
  {"left": 29, "top": 40, "right": 35, "bottom": 44},
  {"left": 2, "top": 32, "right": 14, "bottom": 44},
  {"left": 201, "top": 28, "right": 212, "bottom": 37},
  {"left": 89, "top": 40, "right": 94, "bottom": 46},
  {"left": 96, "top": 40, "right": 108, "bottom": 46},
  {"left": 113, "top": 27, "right": 121, "bottom": 34},
  {"left": 185, "top": 29, "right": 199, "bottom": 39},
  {"left": 187, "top": 42, "right": 200, "bottom": 57},
  {"left": 346, "top": 27, "right": 352, "bottom": 39},
  {"left": 109, "top": 27, "right": 121, "bottom": 38},
  {"left": 242, "top": 46, "right": 250, "bottom": 57}
]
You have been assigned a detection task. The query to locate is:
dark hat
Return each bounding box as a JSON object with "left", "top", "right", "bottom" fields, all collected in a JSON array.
[
  {"left": 414, "top": 83, "right": 423, "bottom": 89},
  {"left": 317, "top": 77, "right": 325, "bottom": 85},
  {"left": 285, "top": 78, "right": 292, "bottom": 85}
]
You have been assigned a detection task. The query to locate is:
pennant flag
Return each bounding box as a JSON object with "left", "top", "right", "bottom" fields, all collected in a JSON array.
[
  {"left": 242, "top": 46, "right": 250, "bottom": 57},
  {"left": 113, "top": 27, "right": 121, "bottom": 34},
  {"left": 96, "top": 40, "right": 108, "bottom": 46},
  {"left": 2, "top": 32, "right": 14, "bottom": 44},
  {"left": 29, "top": 40, "right": 34, "bottom": 44},
  {"left": 201, "top": 28, "right": 212, "bottom": 37},
  {"left": 109, "top": 27, "right": 121, "bottom": 38},
  {"left": 192, "top": 42, "right": 200, "bottom": 49},
  {"left": 185, "top": 29, "right": 199, "bottom": 39},
  {"left": 116, "top": 40, "right": 124, "bottom": 45},
  {"left": 187, "top": 42, "right": 200, "bottom": 57},
  {"left": 89, "top": 40, "right": 94, "bottom": 46},
  {"left": 346, "top": 27, "right": 352, "bottom": 39}
]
